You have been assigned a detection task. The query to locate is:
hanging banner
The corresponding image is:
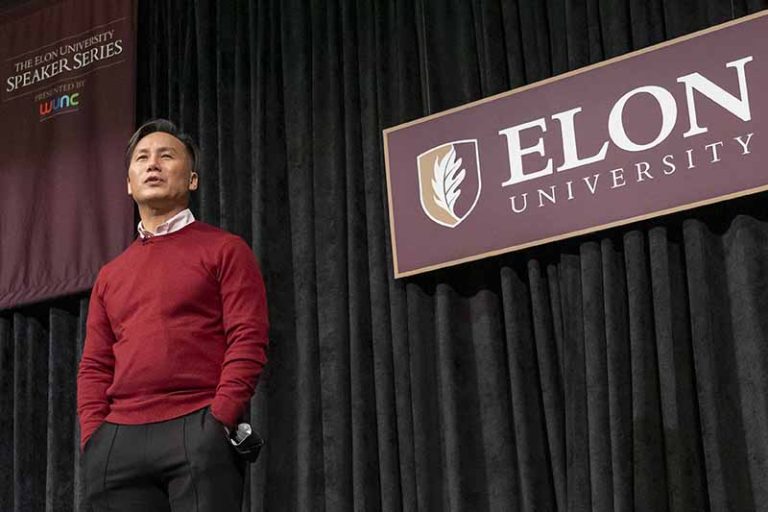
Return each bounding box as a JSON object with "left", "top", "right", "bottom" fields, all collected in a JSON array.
[
  {"left": 0, "top": 0, "right": 135, "bottom": 308},
  {"left": 384, "top": 11, "right": 768, "bottom": 278}
]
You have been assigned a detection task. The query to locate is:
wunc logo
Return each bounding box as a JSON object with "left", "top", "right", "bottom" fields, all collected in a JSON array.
[
  {"left": 39, "top": 93, "right": 80, "bottom": 118},
  {"left": 417, "top": 140, "right": 481, "bottom": 228}
]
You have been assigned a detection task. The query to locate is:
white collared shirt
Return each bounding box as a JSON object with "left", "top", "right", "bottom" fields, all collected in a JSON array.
[{"left": 137, "top": 208, "right": 196, "bottom": 239}]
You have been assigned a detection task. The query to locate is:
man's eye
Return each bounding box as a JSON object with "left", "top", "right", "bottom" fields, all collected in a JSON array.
[
  {"left": 162, "top": 154, "right": 173, "bottom": 159},
  {"left": 136, "top": 155, "right": 147, "bottom": 161}
]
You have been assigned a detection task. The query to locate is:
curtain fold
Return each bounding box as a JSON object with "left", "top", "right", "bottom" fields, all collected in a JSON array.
[{"left": 2, "top": 0, "right": 768, "bottom": 510}]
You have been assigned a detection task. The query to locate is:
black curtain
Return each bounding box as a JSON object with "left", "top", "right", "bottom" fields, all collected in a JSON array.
[{"left": 2, "top": 0, "right": 768, "bottom": 510}]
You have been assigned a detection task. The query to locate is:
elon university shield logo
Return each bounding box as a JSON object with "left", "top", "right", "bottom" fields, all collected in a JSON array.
[{"left": 417, "top": 140, "right": 482, "bottom": 228}]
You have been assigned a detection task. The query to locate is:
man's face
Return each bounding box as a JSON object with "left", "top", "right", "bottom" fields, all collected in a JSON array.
[{"left": 127, "top": 131, "right": 198, "bottom": 208}]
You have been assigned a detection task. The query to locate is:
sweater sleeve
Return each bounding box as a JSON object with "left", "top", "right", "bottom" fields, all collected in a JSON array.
[
  {"left": 209, "top": 238, "right": 269, "bottom": 428},
  {"left": 76, "top": 275, "right": 116, "bottom": 451}
]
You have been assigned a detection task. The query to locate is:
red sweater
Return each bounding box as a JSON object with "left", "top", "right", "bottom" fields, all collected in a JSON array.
[{"left": 76, "top": 221, "right": 268, "bottom": 449}]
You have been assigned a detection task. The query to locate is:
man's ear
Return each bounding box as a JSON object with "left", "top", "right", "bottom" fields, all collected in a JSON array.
[
  {"left": 127, "top": 176, "right": 133, "bottom": 196},
  {"left": 189, "top": 172, "right": 199, "bottom": 191}
]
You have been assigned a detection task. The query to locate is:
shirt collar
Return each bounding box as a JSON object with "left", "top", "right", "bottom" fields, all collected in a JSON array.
[{"left": 138, "top": 208, "right": 195, "bottom": 239}]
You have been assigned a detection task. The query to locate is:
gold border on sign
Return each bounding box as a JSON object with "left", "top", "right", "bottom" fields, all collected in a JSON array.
[{"left": 382, "top": 9, "right": 768, "bottom": 279}]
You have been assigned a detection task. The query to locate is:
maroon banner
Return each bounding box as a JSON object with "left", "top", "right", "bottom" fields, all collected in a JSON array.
[
  {"left": 384, "top": 11, "right": 768, "bottom": 278},
  {"left": 0, "top": 0, "right": 135, "bottom": 308}
]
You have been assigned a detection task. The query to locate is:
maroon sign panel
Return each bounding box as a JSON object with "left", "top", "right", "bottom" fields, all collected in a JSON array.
[
  {"left": 0, "top": 0, "right": 135, "bottom": 308},
  {"left": 384, "top": 12, "right": 768, "bottom": 278}
]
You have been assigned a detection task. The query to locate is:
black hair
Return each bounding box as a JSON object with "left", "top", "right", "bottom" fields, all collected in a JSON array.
[{"left": 125, "top": 119, "right": 199, "bottom": 173}]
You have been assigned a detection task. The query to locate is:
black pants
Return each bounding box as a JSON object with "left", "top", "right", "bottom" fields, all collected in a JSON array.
[{"left": 84, "top": 407, "right": 245, "bottom": 512}]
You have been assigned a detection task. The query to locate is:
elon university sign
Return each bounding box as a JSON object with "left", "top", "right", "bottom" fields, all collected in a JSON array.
[{"left": 383, "top": 11, "right": 768, "bottom": 278}]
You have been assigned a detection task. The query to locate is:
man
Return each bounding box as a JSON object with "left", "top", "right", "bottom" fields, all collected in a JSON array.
[{"left": 77, "top": 119, "right": 268, "bottom": 511}]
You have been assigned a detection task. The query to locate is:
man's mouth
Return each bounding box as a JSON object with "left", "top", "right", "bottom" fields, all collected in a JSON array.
[{"left": 144, "top": 176, "right": 163, "bottom": 184}]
